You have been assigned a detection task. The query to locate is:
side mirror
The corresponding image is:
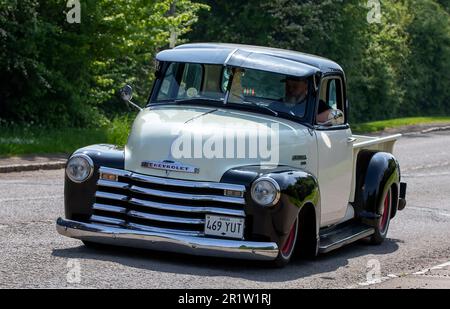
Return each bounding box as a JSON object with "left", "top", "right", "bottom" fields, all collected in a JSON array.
[
  {"left": 317, "top": 109, "right": 345, "bottom": 126},
  {"left": 120, "top": 85, "right": 133, "bottom": 102},
  {"left": 119, "top": 84, "right": 142, "bottom": 111}
]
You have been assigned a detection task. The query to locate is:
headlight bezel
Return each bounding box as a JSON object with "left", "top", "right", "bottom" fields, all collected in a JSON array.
[
  {"left": 250, "top": 176, "right": 281, "bottom": 207},
  {"left": 66, "top": 153, "right": 94, "bottom": 183}
]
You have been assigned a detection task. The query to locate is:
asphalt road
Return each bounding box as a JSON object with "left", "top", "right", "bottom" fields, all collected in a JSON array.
[{"left": 1, "top": 131, "right": 449, "bottom": 289}]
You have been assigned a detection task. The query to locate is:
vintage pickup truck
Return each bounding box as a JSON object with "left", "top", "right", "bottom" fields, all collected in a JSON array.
[{"left": 56, "top": 43, "right": 407, "bottom": 266}]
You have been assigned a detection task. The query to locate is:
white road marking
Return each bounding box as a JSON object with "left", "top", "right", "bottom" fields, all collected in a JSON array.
[
  {"left": 413, "top": 261, "right": 450, "bottom": 275},
  {"left": 407, "top": 206, "right": 450, "bottom": 218},
  {"left": 403, "top": 161, "right": 450, "bottom": 172},
  {"left": 358, "top": 274, "right": 398, "bottom": 287},
  {"left": 348, "top": 260, "right": 450, "bottom": 289}
]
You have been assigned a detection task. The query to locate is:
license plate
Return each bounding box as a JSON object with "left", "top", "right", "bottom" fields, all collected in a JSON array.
[{"left": 204, "top": 215, "right": 245, "bottom": 239}]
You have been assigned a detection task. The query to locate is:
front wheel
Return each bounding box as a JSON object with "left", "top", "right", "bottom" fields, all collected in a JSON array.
[
  {"left": 369, "top": 187, "right": 392, "bottom": 244},
  {"left": 272, "top": 220, "right": 298, "bottom": 268}
]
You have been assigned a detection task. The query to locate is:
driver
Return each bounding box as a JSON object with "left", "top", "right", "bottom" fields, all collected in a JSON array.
[
  {"left": 270, "top": 76, "right": 331, "bottom": 122},
  {"left": 228, "top": 68, "right": 245, "bottom": 103}
]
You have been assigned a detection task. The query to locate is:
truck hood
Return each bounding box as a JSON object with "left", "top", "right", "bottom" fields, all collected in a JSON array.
[{"left": 124, "top": 105, "right": 314, "bottom": 182}]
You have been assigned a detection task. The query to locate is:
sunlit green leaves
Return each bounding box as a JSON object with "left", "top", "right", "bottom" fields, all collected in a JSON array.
[
  {"left": 189, "top": 0, "right": 450, "bottom": 122},
  {"left": 0, "top": 0, "right": 206, "bottom": 127}
]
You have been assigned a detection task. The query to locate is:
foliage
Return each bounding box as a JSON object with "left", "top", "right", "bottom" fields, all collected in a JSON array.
[
  {"left": 189, "top": 0, "right": 450, "bottom": 122},
  {"left": 0, "top": 115, "right": 134, "bottom": 155},
  {"left": 0, "top": 0, "right": 206, "bottom": 127},
  {"left": 0, "top": 0, "right": 449, "bottom": 131},
  {"left": 352, "top": 116, "right": 450, "bottom": 133},
  {"left": 403, "top": 0, "right": 450, "bottom": 116}
]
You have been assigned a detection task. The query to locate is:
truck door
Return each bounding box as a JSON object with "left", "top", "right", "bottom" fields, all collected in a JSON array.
[{"left": 315, "top": 77, "right": 353, "bottom": 227}]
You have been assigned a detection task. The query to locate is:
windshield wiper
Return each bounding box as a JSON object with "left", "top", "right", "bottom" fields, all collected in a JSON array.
[
  {"left": 175, "top": 98, "right": 224, "bottom": 104},
  {"left": 244, "top": 101, "right": 278, "bottom": 116}
]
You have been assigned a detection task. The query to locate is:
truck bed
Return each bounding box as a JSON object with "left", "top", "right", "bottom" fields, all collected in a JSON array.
[
  {"left": 352, "top": 134, "right": 401, "bottom": 153},
  {"left": 349, "top": 134, "right": 402, "bottom": 203}
]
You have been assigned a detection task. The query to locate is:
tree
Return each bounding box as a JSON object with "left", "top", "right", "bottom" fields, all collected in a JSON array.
[
  {"left": 403, "top": 0, "right": 450, "bottom": 116},
  {"left": 0, "top": 0, "right": 206, "bottom": 127},
  {"left": 189, "top": 0, "right": 450, "bottom": 122},
  {"left": 188, "top": 0, "right": 272, "bottom": 44}
]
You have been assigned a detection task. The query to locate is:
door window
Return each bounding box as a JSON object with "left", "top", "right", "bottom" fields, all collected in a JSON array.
[{"left": 318, "top": 77, "right": 345, "bottom": 125}]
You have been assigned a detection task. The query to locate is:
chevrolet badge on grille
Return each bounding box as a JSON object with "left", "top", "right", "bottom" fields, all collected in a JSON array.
[{"left": 141, "top": 160, "right": 200, "bottom": 174}]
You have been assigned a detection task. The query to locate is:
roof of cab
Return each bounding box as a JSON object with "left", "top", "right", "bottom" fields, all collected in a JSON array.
[{"left": 156, "top": 43, "right": 343, "bottom": 76}]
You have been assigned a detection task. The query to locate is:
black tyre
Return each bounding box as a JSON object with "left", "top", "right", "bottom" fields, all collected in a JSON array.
[
  {"left": 369, "top": 187, "right": 392, "bottom": 244},
  {"left": 272, "top": 220, "right": 298, "bottom": 268}
]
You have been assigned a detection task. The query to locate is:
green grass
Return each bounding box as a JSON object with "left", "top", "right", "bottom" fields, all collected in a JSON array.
[
  {"left": 352, "top": 117, "right": 450, "bottom": 134},
  {"left": 0, "top": 116, "right": 133, "bottom": 156},
  {"left": 1, "top": 116, "right": 450, "bottom": 156}
]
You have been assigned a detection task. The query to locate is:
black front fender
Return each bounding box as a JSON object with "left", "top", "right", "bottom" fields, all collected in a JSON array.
[
  {"left": 64, "top": 144, "right": 124, "bottom": 221},
  {"left": 221, "top": 166, "right": 320, "bottom": 248}
]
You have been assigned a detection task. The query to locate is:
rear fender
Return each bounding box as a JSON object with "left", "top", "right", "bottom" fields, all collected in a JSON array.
[{"left": 354, "top": 151, "right": 400, "bottom": 225}]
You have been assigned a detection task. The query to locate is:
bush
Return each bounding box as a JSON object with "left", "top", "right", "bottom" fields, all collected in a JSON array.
[{"left": 0, "top": 0, "right": 206, "bottom": 128}]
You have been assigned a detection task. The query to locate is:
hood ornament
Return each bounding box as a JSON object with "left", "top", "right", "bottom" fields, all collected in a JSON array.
[{"left": 141, "top": 160, "right": 200, "bottom": 175}]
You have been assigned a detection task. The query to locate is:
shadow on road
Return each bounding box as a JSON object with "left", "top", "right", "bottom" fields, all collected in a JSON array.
[{"left": 52, "top": 238, "right": 401, "bottom": 283}]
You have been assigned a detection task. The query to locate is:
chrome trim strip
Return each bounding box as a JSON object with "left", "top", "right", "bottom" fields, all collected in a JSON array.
[
  {"left": 129, "top": 198, "right": 246, "bottom": 217},
  {"left": 128, "top": 210, "right": 205, "bottom": 225},
  {"left": 90, "top": 215, "right": 125, "bottom": 226},
  {"left": 130, "top": 173, "right": 245, "bottom": 192},
  {"left": 92, "top": 203, "right": 127, "bottom": 214},
  {"left": 99, "top": 167, "right": 246, "bottom": 193},
  {"left": 128, "top": 222, "right": 204, "bottom": 237},
  {"left": 97, "top": 179, "right": 130, "bottom": 190},
  {"left": 95, "top": 191, "right": 128, "bottom": 202},
  {"left": 56, "top": 218, "right": 278, "bottom": 261},
  {"left": 130, "top": 185, "right": 245, "bottom": 205},
  {"left": 99, "top": 167, "right": 132, "bottom": 178}
]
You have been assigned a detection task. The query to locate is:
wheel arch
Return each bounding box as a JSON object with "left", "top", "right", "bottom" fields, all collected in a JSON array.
[
  {"left": 295, "top": 201, "right": 319, "bottom": 257},
  {"left": 354, "top": 150, "right": 401, "bottom": 225},
  {"left": 221, "top": 165, "right": 321, "bottom": 250}
]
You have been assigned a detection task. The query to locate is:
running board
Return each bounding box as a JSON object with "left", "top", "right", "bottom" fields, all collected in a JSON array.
[{"left": 319, "top": 223, "right": 375, "bottom": 254}]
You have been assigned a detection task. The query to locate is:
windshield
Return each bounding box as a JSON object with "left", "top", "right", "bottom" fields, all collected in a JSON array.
[{"left": 154, "top": 62, "right": 311, "bottom": 119}]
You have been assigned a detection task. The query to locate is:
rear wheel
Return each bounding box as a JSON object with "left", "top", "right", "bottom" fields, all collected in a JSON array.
[
  {"left": 272, "top": 220, "right": 298, "bottom": 267},
  {"left": 370, "top": 187, "right": 392, "bottom": 244}
]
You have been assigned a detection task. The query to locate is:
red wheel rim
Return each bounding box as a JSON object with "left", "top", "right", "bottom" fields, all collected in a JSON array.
[
  {"left": 380, "top": 190, "right": 390, "bottom": 232},
  {"left": 282, "top": 222, "right": 297, "bottom": 256}
]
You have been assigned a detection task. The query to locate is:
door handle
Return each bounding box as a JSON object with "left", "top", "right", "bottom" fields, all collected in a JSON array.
[{"left": 347, "top": 137, "right": 357, "bottom": 144}]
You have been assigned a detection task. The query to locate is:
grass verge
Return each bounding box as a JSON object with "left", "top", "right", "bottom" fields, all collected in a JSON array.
[
  {"left": 0, "top": 116, "right": 133, "bottom": 157},
  {"left": 352, "top": 117, "right": 450, "bottom": 134}
]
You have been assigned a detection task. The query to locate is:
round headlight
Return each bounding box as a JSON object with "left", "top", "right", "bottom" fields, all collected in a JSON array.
[
  {"left": 251, "top": 177, "right": 281, "bottom": 207},
  {"left": 66, "top": 154, "right": 94, "bottom": 183}
]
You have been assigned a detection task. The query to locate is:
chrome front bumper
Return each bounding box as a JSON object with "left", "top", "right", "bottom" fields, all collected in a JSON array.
[{"left": 56, "top": 218, "right": 279, "bottom": 261}]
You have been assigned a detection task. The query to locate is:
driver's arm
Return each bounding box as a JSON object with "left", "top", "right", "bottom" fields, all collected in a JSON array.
[{"left": 316, "top": 100, "right": 332, "bottom": 123}]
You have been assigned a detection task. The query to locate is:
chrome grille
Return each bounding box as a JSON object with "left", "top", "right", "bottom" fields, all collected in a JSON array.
[{"left": 89, "top": 167, "right": 247, "bottom": 237}]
